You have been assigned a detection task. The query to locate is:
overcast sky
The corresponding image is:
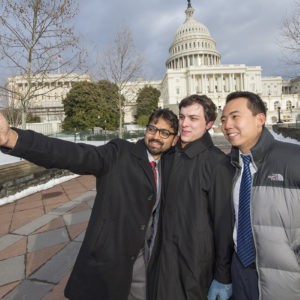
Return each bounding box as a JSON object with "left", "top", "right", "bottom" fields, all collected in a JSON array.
[{"left": 73, "top": 0, "right": 298, "bottom": 81}]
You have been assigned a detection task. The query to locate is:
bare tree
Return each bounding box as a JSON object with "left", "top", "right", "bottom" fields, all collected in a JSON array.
[
  {"left": 281, "top": 0, "right": 300, "bottom": 71},
  {"left": 96, "top": 26, "right": 144, "bottom": 138},
  {"left": 0, "top": 0, "right": 86, "bottom": 128},
  {"left": 0, "top": 92, "right": 22, "bottom": 127}
]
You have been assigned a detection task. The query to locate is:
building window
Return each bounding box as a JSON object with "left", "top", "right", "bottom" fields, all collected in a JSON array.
[
  {"left": 286, "top": 100, "right": 292, "bottom": 111},
  {"left": 176, "top": 88, "right": 180, "bottom": 95},
  {"left": 274, "top": 101, "right": 279, "bottom": 110}
]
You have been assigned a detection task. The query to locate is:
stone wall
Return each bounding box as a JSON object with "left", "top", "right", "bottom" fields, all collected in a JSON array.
[
  {"left": 272, "top": 124, "right": 300, "bottom": 142},
  {"left": 0, "top": 161, "right": 73, "bottom": 198}
]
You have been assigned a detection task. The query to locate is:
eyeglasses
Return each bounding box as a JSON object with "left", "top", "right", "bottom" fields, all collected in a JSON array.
[{"left": 146, "top": 124, "right": 176, "bottom": 139}]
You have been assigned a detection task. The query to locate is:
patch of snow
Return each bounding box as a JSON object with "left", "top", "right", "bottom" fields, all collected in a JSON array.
[
  {"left": 0, "top": 174, "right": 79, "bottom": 206},
  {"left": 269, "top": 130, "right": 300, "bottom": 145}
]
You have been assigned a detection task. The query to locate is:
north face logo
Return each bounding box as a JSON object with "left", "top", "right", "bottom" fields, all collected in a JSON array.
[{"left": 268, "top": 173, "right": 284, "bottom": 181}]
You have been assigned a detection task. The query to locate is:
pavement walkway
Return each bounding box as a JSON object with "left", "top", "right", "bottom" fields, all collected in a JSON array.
[{"left": 0, "top": 175, "right": 96, "bottom": 300}]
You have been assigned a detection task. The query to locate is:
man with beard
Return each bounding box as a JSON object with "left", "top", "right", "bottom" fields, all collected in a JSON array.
[{"left": 0, "top": 109, "right": 178, "bottom": 300}]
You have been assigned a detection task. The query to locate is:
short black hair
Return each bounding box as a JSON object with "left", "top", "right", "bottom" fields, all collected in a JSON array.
[
  {"left": 148, "top": 108, "right": 178, "bottom": 135},
  {"left": 179, "top": 94, "right": 217, "bottom": 123},
  {"left": 226, "top": 91, "right": 267, "bottom": 116}
]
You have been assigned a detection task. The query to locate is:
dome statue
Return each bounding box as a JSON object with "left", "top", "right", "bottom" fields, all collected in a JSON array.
[{"left": 166, "top": 2, "right": 221, "bottom": 69}]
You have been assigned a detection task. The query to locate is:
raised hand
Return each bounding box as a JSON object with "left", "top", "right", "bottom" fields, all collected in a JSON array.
[{"left": 0, "top": 112, "right": 18, "bottom": 148}]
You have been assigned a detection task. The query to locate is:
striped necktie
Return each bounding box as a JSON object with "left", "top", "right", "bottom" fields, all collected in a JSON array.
[{"left": 237, "top": 154, "right": 256, "bottom": 267}]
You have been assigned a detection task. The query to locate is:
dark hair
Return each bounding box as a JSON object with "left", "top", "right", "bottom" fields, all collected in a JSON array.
[
  {"left": 226, "top": 91, "right": 267, "bottom": 116},
  {"left": 179, "top": 94, "right": 217, "bottom": 123},
  {"left": 148, "top": 108, "right": 178, "bottom": 135}
]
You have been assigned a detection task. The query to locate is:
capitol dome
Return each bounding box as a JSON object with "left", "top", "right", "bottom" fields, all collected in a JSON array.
[{"left": 166, "top": 2, "right": 221, "bottom": 69}]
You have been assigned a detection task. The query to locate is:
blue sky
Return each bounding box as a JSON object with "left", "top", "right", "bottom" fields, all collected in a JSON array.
[{"left": 73, "top": 0, "right": 298, "bottom": 80}]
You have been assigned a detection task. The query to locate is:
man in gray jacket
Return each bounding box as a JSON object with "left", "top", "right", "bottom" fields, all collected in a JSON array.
[{"left": 221, "top": 91, "right": 300, "bottom": 300}]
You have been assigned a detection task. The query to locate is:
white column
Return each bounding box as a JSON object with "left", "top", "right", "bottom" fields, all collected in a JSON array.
[
  {"left": 221, "top": 74, "right": 224, "bottom": 92},
  {"left": 198, "top": 75, "right": 201, "bottom": 93},
  {"left": 241, "top": 73, "right": 244, "bottom": 90},
  {"left": 236, "top": 74, "right": 240, "bottom": 90},
  {"left": 191, "top": 74, "right": 195, "bottom": 93},
  {"left": 225, "top": 75, "right": 229, "bottom": 92},
  {"left": 229, "top": 74, "right": 233, "bottom": 92},
  {"left": 188, "top": 74, "right": 192, "bottom": 95}
]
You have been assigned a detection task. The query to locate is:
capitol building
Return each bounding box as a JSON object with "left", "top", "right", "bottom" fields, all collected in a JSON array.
[
  {"left": 7, "top": 1, "right": 300, "bottom": 131},
  {"left": 125, "top": 1, "right": 300, "bottom": 126}
]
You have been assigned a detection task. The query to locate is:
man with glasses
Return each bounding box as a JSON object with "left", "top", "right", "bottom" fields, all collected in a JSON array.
[
  {"left": 151, "top": 95, "right": 234, "bottom": 300},
  {"left": 0, "top": 109, "right": 178, "bottom": 300}
]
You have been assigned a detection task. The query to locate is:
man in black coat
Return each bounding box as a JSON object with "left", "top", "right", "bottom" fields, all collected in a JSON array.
[
  {"left": 152, "top": 95, "right": 234, "bottom": 300},
  {"left": 0, "top": 109, "right": 178, "bottom": 300}
]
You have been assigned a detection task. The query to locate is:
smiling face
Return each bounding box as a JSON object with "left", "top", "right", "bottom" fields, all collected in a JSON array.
[
  {"left": 179, "top": 103, "right": 214, "bottom": 147},
  {"left": 221, "top": 97, "right": 265, "bottom": 154},
  {"left": 144, "top": 117, "right": 177, "bottom": 160}
]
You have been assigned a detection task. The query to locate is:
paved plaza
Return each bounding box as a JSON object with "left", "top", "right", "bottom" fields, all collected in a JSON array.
[{"left": 0, "top": 175, "right": 96, "bottom": 300}]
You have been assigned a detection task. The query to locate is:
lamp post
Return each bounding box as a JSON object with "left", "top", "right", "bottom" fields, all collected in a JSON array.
[
  {"left": 291, "top": 105, "right": 295, "bottom": 124},
  {"left": 277, "top": 103, "right": 283, "bottom": 124}
]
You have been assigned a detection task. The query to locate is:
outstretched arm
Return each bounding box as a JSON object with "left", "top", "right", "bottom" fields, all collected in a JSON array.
[{"left": 0, "top": 113, "right": 18, "bottom": 149}]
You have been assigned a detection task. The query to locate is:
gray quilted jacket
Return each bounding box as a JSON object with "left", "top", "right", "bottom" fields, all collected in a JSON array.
[{"left": 230, "top": 128, "right": 300, "bottom": 300}]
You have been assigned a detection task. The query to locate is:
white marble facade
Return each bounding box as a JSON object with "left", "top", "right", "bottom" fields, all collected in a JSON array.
[{"left": 7, "top": 73, "right": 92, "bottom": 123}]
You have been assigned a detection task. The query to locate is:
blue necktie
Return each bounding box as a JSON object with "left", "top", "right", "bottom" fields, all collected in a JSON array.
[{"left": 237, "top": 154, "right": 256, "bottom": 267}]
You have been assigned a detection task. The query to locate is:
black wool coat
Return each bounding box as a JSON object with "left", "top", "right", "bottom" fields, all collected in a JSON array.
[
  {"left": 2, "top": 129, "right": 160, "bottom": 300},
  {"left": 151, "top": 132, "right": 234, "bottom": 300}
]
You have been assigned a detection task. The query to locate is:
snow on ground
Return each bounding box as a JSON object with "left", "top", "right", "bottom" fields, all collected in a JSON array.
[
  {"left": 0, "top": 131, "right": 299, "bottom": 206},
  {"left": 0, "top": 139, "right": 106, "bottom": 206},
  {"left": 0, "top": 174, "right": 79, "bottom": 206},
  {"left": 269, "top": 130, "right": 300, "bottom": 145}
]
